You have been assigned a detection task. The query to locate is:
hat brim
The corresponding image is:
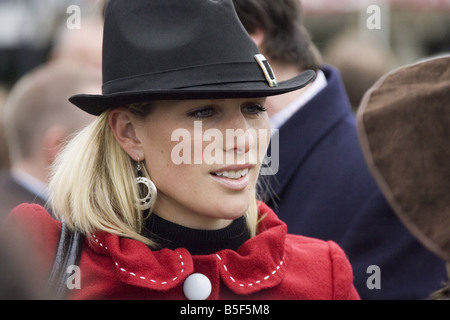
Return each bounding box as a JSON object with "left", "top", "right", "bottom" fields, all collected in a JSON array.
[{"left": 69, "top": 70, "right": 316, "bottom": 116}]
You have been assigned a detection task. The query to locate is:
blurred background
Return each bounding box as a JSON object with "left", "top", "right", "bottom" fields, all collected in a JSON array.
[
  {"left": 302, "top": 0, "right": 450, "bottom": 109},
  {"left": 0, "top": 0, "right": 104, "bottom": 88},
  {"left": 0, "top": 0, "right": 104, "bottom": 169},
  {"left": 0, "top": 0, "right": 449, "bottom": 169}
]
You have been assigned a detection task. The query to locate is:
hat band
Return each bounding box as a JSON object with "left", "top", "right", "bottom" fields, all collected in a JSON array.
[{"left": 102, "top": 62, "right": 268, "bottom": 95}]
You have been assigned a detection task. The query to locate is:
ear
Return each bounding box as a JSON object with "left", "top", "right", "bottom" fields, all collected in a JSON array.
[
  {"left": 43, "top": 125, "right": 69, "bottom": 165},
  {"left": 249, "top": 28, "right": 266, "bottom": 51},
  {"left": 108, "top": 107, "right": 143, "bottom": 161}
]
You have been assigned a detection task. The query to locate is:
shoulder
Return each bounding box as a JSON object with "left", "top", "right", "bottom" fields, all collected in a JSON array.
[
  {"left": 4, "top": 204, "right": 61, "bottom": 277},
  {"left": 0, "top": 172, "right": 26, "bottom": 216},
  {"left": 256, "top": 202, "right": 359, "bottom": 299},
  {"left": 320, "top": 64, "right": 343, "bottom": 84},
  {"left": 6, "top": 203, "right": 60, "bottom": 234},
  {"left": 284, "top": 234, "right": 360, "bottom": 299},
  {"left": 284, "top": 233, "right": 348, "bottom": 265}
]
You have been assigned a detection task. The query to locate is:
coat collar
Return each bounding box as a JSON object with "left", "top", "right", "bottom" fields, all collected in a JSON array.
[{"left": 88, "top": 202, "right": 287, "bottom": 295}]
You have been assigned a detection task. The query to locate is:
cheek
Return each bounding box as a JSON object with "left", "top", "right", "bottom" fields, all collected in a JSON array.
[
  {"left": 141, "top": 125, "right": 178, "bottom": 176},
  {"left": 142, "top": 125, "right": 200, "bottom": 191},
  {"left": 146, "top": 146, "right": 197, "bottom": 201},
  {"left": 258, "top": 127, "right": 271, "bottom": 156},
  {"left": 152, "top": 164, "right": 195, "bottom": 193},
  {"left": 251, "top": 118, "right": 271, "bottom": 165}
]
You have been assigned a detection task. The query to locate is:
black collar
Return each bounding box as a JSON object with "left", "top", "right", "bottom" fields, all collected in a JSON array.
[{"left": 141, "top": 213, "right": 250, "bottom": 255}]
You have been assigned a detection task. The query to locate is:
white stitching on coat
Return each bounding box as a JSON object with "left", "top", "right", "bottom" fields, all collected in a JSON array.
[
  {"left": 91, "top": 235, "right": 285, "bottom": 288},
  {"left": 215, "top": 253, "right": 284, "bottom": 288},
  {"left": 92, "top": 234, "right": 185, "bottom": 285}
]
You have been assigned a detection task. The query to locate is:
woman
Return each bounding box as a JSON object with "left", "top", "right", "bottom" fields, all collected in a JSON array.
[{"left": 6, "top": 0, "right": 359, "bottom": 300}]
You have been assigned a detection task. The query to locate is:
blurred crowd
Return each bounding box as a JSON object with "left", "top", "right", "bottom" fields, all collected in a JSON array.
[
  {"left": 0, "top": 0, "right": 104, "bottom": 170},
  {"left": 0, "top": 1, "right": 104, "bottom": 298}
]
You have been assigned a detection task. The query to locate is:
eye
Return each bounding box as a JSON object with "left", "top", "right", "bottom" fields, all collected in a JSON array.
[
  {"left": 187, "top": 107, "right": 216, "bottom": 119},
  {"left": 242, "top": 104, "right": 267, "bottom": 115}
]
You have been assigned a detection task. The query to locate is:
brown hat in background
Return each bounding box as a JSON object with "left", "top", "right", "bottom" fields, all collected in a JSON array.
[{"left": 357, "top": 55, "right": 450, "bottom": 262}]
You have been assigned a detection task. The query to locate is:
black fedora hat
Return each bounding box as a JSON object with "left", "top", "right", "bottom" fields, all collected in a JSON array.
[{"left": 69, "top": 0, "right": 316, "bottom": 115}]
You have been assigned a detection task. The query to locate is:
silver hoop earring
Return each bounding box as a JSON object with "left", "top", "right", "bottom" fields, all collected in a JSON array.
[{"left": 135, "top": 160, "right": 157, "bottom": 211}]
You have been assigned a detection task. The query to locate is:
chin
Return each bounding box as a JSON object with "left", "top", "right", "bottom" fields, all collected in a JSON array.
[{"left": 214, "top": 197, "right": 250, "bottom": 220}]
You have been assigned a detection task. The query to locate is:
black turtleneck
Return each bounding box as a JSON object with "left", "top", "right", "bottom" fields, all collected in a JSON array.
[{"left": 141, "top": 213, "right": 250, "bottom": 255}]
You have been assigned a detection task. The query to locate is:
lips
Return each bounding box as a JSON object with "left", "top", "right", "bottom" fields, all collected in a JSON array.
[{"left": 210, "top": 165, "right": 253, "bottom": 190}]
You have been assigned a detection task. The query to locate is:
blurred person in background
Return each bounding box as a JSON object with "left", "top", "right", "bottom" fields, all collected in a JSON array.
[
  {"left": 0, "top": 86, "right": 10, "bottom": 170},
  {"left": 232, "top": 0, "right": 447, "bottom": 299},
  {"left": 0, "top": 61, "right": 100, "bottom": 221},
  {"left": 0, "top": 229, "right": 49, "bottom": 299},
  {"left": 0, "top": 0, "right": 103, "bottom": 87},
  {"left": 324, "top": 28, "right": 396, "bottom": 111},
  {"left": 0, "top": 0, "right": 104, "bottom": 176},
  {"left": 0, "top": 0, "right": 53, "bottom": 87},
  {"left": 50, "top": 16, "right": 103, "bottom": 71}
]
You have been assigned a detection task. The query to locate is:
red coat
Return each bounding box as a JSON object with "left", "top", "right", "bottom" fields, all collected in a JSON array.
[{"left": 6, "top": 202, "right": 360, "bottom": 300}]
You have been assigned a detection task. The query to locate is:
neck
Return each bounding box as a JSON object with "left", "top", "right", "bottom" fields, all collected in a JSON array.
[
  {"left": 11, "top": 165, "right": 49, "bottom": 201},
  {"left": 13, "top": 158, "right": 49, "bottom": 185},
  {"left": 153, "top": 195, "right": 234, "bottom": 231},
  {"left": 142, "top": 213, "right": 249, "bottom": 254}
]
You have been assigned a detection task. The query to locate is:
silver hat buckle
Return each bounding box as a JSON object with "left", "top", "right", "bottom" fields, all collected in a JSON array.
[{"left": 254, "top": 54, "right": 278, "bottom": 87}]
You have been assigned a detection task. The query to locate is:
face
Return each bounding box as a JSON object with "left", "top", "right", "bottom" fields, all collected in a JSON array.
[{"left": 128, "top": 98, "right": 270, "bottom": 230}]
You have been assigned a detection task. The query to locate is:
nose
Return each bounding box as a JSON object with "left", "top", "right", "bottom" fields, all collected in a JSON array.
[
  {"left": 227, "top": 128, "right": 252, "bottom": 154},
  {"left": 222, "top": 113, "right": 256, "bottom": 161}
]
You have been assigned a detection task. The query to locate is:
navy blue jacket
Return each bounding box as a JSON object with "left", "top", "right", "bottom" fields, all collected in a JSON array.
[{"left": 261, "top": 66, "right": 447, "bottom": 299}]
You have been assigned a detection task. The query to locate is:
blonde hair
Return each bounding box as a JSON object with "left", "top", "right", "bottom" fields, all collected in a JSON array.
[{"left": 49, "top": 109, "right": 260, "bottom": 248}]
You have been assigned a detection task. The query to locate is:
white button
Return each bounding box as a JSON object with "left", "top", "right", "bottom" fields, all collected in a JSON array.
[{"left": 183, "top": 273, "right": 212, "bottom": 300}]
